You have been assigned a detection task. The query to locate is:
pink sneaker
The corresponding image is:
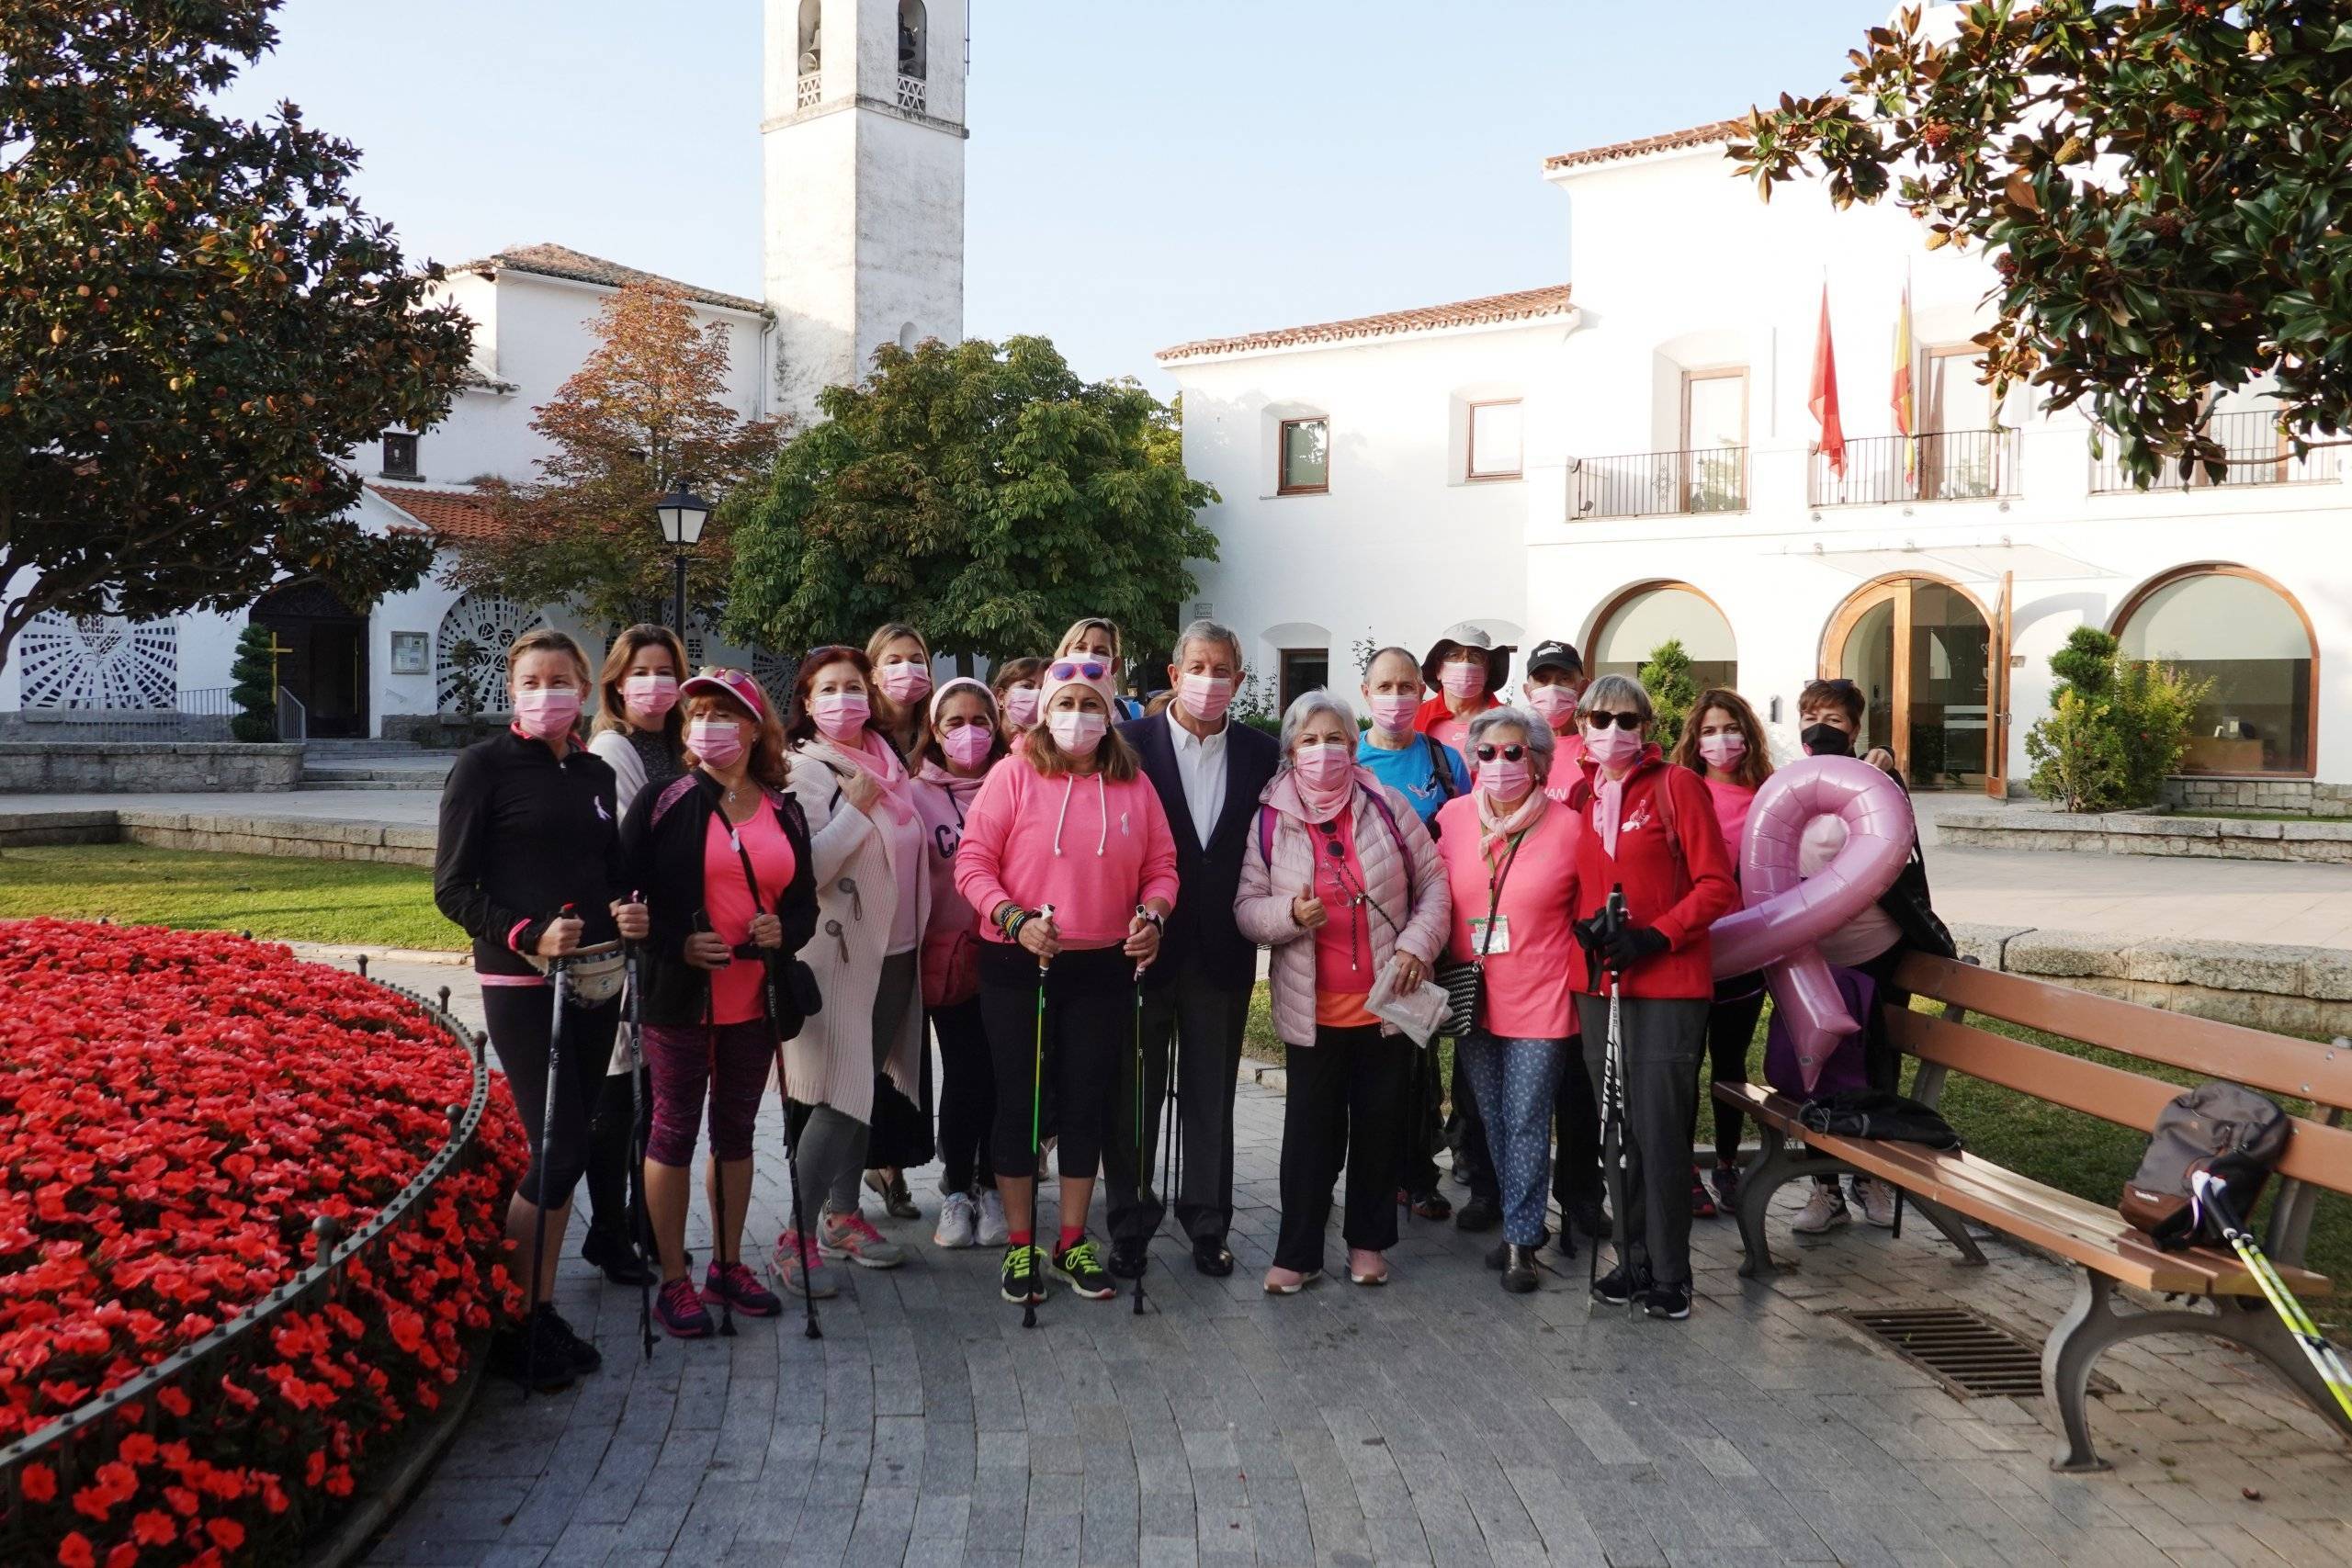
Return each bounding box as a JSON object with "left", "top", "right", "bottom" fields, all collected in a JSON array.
[
  {"left": 773, "top": 1231, "right": 837, "bottom": 1298},
  {"left": 819, "top": 1209, "right": 907, "bottom": 1269},
  {"left": 705, "top": 1259, "right": 783, "bottom": 1317},
  {"left": 655, "top": 1277, "right": 715, "bottom": 1338}
]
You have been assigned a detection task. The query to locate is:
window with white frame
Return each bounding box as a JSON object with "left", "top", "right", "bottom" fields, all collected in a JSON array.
[
  {"left": 1278, "top": 418, "right": 1329, "bottom": 494},
  {"left": 1467, "top": 400, "right": 1522, "bottom": 480}
]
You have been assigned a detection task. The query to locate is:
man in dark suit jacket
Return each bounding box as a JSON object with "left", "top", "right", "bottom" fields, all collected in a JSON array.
[{"left": 1103, "top": 619, "right": 1280, "bottom": 1277}]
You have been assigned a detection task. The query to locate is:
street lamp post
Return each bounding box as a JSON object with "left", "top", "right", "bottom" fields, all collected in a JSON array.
[{"left": 654, "top": 483, "right": 711, "bottom": 638}]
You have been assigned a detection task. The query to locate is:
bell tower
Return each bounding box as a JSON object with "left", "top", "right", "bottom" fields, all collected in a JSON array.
[{"left": 763, "top": 0, "right": 968, "bottom": 420}]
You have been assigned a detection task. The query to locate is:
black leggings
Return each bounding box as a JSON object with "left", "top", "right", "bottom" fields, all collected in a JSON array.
[
  {"left": 482, "top": 982, "right": 621, "bottom": 1210},
  {"left": 979, "top": 942, "right": 1132, "bottom": 1182},
  {"left": 933, "top": 996, "right": 996, "bottom": 1194},
  {"left": 582, "top": 1063, "right": 651, "bottom": 1243},
  {"left": 1691, "top": 975, "right": 1766, "bottom": 1167}
]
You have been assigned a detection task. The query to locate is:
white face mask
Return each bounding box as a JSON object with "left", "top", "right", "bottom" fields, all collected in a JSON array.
[{"left": 1047, "top": 710, "right": 1106, "bottom": 757}]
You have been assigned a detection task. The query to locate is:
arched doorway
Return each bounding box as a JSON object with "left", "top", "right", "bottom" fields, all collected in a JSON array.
[
  {"left": 1821, "top": 575, "right": 1994, "bottom": 790},
  {"left": 254, "top": 581, "right": 369, "bottom": 739}
]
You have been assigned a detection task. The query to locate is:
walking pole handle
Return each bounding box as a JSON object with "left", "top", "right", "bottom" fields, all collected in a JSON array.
[{"left": 1035, "top": 903, "right": 1056, "bottom": 974}]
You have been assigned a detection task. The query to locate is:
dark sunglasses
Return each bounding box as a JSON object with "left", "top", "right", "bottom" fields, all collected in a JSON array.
[
  {"left": 1048, "top": 659, "right": 1109, "bottom": 682},
  {"left": 1585, "top": 711, "right": 1645, "bottom": 731},
  {"left": 1313, "top": 820, "right": 1350, "bottom": 858},
  {"left": 1474, "top": 743, "right": 1527, "bottom": 762}
]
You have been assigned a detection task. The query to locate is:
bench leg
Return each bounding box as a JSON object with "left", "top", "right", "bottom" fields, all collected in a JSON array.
[
  {"left": 1736, "top": 1125, "right": 1805, "bottom": 1280},
  {"left": 1906, "top": 1195, "right": 1988, "bottom": 1268}
]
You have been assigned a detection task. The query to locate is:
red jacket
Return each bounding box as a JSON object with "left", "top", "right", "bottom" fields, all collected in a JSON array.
[
  {"left": 1566, "top": 745, "right": 1737, "bottom": 999},
  {"left": 1412, "top": 693, "right": 1498, "bottom": 736}
]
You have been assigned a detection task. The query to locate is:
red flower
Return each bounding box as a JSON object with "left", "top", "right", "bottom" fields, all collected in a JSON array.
[
  {"left": 56, "top": 1535, "right": 95, "bottom": 1568},
  {"left": 131, "top": 1511, "right": 177, "bottom": 1546},
  {"left": 104, "top": 1546, "right": 138, "bottom": 1568},
  {"left": 205, "top": 1518, "right": 245, "bottom": 1551},
  {"left": 24, "top": 1462, "right": 58, "bottom": 1502}
]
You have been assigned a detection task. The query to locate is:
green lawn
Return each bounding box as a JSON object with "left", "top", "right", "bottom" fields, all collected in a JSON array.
[{"left": 0, "top": 844, "right": 455, "bottom": 950}]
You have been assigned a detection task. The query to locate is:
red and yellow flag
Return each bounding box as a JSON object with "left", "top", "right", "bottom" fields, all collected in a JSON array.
[{"left": 1892, "top": 279, "right": 1916, "bottom": 483}]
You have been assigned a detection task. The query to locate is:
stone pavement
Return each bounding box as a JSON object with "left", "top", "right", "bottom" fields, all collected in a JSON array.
[{"left": 365, "top": 1073, "right": 2352, "bottom": 1567}]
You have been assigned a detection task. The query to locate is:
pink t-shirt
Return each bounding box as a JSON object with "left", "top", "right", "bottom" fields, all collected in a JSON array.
[
  {"left": 705, "top": 808, "right": 797, "bottom": 1026},
  {"left": 1427, "top": 714, "right": 1473, "bottom": 760},
  {"left": 1705, "top": 777, "right": 1756, "bottom": 873},
  {"left": 1434, "top": 795, "right": 1582, "bottom": 1039},
  {"left": 1308, "top": 809, "right": 1376, "bottom": 1025}
]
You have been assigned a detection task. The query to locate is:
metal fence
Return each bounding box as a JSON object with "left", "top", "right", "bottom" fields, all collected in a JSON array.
[
  {"left": 1569, "top": 446, "right": 1748, "bottom": 521},
  {"left": 1811, "top": 429, "right": 2019, "bottom": 507},
  {"left": 0, "top": 971, "right": 489, "bottom": 1549},
  {"left": 7, "top": 684, "right": 238, "bottom": 741},
  {"left": 2089, "top": 409, "right": 2338, "bottom": 492}
]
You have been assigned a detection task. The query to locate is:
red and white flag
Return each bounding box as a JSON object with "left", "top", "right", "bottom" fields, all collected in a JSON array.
[{"left": 1810, "top": 283, "right": 1845, "bottom": 479}]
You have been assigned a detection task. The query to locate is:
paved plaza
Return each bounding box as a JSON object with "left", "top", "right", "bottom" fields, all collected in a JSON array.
[{"left": 363, "top": 1060, "right": 2352, "bottom": 1567}]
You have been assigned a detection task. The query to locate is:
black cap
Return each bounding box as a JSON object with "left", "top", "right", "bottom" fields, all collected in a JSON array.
[{"left": 1526, "top": 639, "right": 1582, "bottom": 678}]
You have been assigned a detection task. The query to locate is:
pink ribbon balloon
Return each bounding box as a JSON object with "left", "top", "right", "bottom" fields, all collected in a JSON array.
[{"left": 1709, "top": 755, "right": 1915, "bottom": 1092}]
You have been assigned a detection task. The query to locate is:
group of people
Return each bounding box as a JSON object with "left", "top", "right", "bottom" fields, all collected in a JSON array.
[{"left": 434, "top": 611, "right": 1934, "bottom": 1384}]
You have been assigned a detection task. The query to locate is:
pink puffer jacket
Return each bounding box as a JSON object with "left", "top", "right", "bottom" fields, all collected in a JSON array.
[{"left": 1235, "top": 768, "right": 1452, "bottom": 1048}]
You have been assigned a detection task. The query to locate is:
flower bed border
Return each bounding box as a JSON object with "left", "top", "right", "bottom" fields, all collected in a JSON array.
[{"left": 0, "top": 964, "right": 493, "bottom": 1557}]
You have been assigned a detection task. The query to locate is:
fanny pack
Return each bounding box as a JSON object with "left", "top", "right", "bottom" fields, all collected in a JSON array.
[{"left": 535, "top": 939, "right": 626, "bottom": 1004}]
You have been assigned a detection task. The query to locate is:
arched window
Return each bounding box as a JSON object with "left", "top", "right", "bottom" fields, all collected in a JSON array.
[
  {"left": 897, "top": 321, "right": 920, "bottom": 353},
  {"left": 898, "top": 0, "right": 927, "bottom": 80},
  {"left": 2115, "top": 566, "right": 2315, "bottom": 775},
  {"left": 796, "top": 0, "right": 821, "bottom": 74},
  {"left": 1589, "top": 582, "right": 1736, "bottom": 691}
]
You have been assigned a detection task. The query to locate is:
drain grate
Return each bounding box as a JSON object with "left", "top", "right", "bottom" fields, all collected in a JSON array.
[{"left": 1834, "top": 1304, "right": 2105, "bottom": 1401}]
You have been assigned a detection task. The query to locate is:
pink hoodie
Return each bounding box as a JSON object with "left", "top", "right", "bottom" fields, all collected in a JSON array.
[
  {"left": 954, "top": 753, "right": 1180, "bottom": 950},
  {"left": 914, "top": 757, "right": 990, "bottom": 1005}
]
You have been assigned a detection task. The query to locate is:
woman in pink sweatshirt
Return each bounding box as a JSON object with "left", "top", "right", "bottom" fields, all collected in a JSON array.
[{"left": 954, "top": 659, "right": 1177, "bottom": 1309}]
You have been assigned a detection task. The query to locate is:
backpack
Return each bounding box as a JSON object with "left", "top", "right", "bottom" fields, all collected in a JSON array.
[
  {"left": 1876, "top": 834, "right": 1956, "bottom": 960},
  {"left": 1424, "top": 735, "right": 1456, "bottom": 803},
  {"left": 2120, "top": 1082, "right": 2290, "bottom": 1252},
  {"left": 1796, "top": 1089, "right": 1962, "bottom": 1149}
]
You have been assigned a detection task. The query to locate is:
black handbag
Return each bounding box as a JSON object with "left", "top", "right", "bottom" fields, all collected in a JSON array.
[{"left": 1435, "top": 828, "right": 1526, "bottom": 1038}]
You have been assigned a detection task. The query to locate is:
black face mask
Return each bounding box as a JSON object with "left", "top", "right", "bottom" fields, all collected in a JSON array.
[{"left": 1801, "top": 723, "right": 1854, "bottom": 758}]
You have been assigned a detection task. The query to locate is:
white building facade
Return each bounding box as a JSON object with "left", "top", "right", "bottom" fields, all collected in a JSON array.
[
  {"left": 1166, "top": 120, "right": 2349, "bottom": 806},
  {"left": 1, "top": 0, "right": 967, "bottom": 743}
]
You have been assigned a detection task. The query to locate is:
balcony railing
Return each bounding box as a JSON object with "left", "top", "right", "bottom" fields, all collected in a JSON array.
[
  {"left": 1811, "top": 429, "right": 2019, "bottom": 507},
  {"left": 895, "top": 73, "right": 927, "bottom": 114},
  {"left": 796, "top": 71, "right": 820, "bottom": 110},
  {"left": 2090, "top": 409, "right": 2338, "bottom": 493},
  {"left": 1570, "top": 446, "right": 1747, "bottom": 521}
]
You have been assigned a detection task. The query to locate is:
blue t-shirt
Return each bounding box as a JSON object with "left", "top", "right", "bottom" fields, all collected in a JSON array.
[{"left": 1356, "top": 732, "right": 1470, "bottom": 824}]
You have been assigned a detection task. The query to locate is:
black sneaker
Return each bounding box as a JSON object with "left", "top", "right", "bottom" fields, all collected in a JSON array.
[
  {"left": 1000, "top": 1244, "right": 1046, "bottom": 1304},
  {"left": 1406, "top": 1189, "right": 1453, "bottom": 1221},
  {"left": 581, "top": 1224, "right": 657, "bottom": 1287},
  {"left": 536, "top": 1304, "right": 602, "bottom": 1373},
  {"left": 1454, "top": 1195, "right": 1501, "bottom": 1233},
  {"left": 1108, "top": 1238, "right": 1149, "bottom": 1280},
  {"left": 1645, "top": 1280, "right": 1693, "bottom": 1320},
  {"left": 492, "top": 1307, "right": 586, "bottom": 1391},
  {"left": 1053, "top": 1237, "right": 1116, "bottom": 1300},
  {"left": 1591, "top": 1260, "right": 1649, "bottom": 1307}
]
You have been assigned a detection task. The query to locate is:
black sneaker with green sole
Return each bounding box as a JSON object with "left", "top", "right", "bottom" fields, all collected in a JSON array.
[
  {"left": 1000, "top": 1243, "right": 1046, "bottom": 1304},
  {"left": 1052, "top": 1236, "right": 1116, "bottom": 1300}
]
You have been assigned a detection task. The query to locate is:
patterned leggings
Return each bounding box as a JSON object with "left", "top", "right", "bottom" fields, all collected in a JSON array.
[
  {"left": 641, "top": 1019, "right": 773, "bottom": 1166},
  {"left": 1457, "top": 1032, "right": 1567, "bottom": 1246}
]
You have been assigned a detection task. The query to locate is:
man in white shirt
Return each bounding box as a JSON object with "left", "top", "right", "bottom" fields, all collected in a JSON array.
[{"left": 1103, "top": 619, "right": 1281, "bottom": 1279}]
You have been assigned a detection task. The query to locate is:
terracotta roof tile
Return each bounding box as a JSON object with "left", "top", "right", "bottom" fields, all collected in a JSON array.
[
  {"left": 458, "top": 243, "right": 766, "bottom": 316},
  {"left": 367, "top": 483, "right": 505, "bottom": 545},
  {"left": 1544, "top": 118, "right": 1749, "bottom": 173},
  {"left": 1157, "top": 284, "right": 1573, "bottom": 364}
]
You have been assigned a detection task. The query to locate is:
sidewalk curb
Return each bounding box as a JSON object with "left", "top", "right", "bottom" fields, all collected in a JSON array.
[{"left": 287, "top": 941, "right": 471, "bottom": 967}]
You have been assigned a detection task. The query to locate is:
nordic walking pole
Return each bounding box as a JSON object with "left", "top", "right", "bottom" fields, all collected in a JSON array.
[
  {"left": 1132, "top": 915, "right": 1153, "bottom": 1317},
  {"left": 525, "top": 904, "right": 576, "bottom": 1393},
  {"left": 691, "top": 912, "right": 737, "bottom": 1339},
  {"left": 1023, "top": 905, "right": 1056, "bottom": 1330},
  {"left": 624, "top": 899, "right": 654, "bottom": 1363},
  {"left": 2191, "top": 1169, "right": 2352, "bottom": 1423}
]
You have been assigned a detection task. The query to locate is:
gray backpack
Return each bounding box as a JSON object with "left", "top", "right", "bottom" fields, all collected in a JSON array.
[{"left": 2119, "top": 1081, "right": 2290, "bottom": 1252}]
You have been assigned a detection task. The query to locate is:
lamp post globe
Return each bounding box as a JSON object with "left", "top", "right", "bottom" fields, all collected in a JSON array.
[{"left": 654, "top": 484, "right": 711, "bottom": 637}]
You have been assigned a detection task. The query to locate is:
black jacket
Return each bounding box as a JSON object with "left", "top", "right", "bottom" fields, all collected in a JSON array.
[
  {"left": 1118, "top": 711, "right": 1281, "bottom": 991},
  {"left": 619, "top": 770, "right": 819, "bottom": 1030},
  {"left": 434, "top": 728, "right": 625, "bottom": 978}
]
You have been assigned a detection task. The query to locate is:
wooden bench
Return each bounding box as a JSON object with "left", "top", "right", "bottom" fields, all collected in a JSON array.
[{"left": 1715, "top": 951, "right": 2352, "bottom": 1472}]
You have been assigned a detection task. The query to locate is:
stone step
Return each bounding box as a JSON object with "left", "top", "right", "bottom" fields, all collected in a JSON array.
[{"left": 299, "top": 761, "right": 454, "bottom": 791}]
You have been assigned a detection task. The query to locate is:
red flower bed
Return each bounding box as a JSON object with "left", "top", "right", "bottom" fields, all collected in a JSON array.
[{"left": 0, "top": 920, "right": 526, "bottom": 1565}]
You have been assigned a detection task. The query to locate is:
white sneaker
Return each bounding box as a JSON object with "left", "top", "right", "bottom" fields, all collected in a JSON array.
[
  {"left": 1854, "top": 1177, "right": 1898, "bottom": 1229},
  {"left": 976, "top": 1188, "right": 1009, "bottom": 1247},
  {"left": 933, "top": 1190, "right": 978, "bottom": 1249},
  {"left": 1792, "top": 1186, "right": 1851, "bottom": 1235}
]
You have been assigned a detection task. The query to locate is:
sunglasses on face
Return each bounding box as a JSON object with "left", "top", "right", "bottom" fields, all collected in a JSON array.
[
  {"left": 1049, "top": 660, "right": 1109, "bottom": 682},
  {"left": 1585, "top": 711, "right": 1644, "bottom": 730},
  {"left": 1475, "top": 743, "right": 1527, "bottom": 763}
]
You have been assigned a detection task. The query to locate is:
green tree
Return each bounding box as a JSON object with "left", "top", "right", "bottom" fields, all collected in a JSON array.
[
  {"left": 2025, "top": 688, "right": 2127, "bottom": 814},
  {"left": 227, "top": 622, "right": 277, "bottom": 742},
  {"left": 725, "top": 336, "right": 1220, "bottom": 661},
  {"left": 0, "top": 0, "right": 474, "bottom": 671},
  {"left": 1734, "top": 1, "right": 2352, "bottom": 487},
  {"left": 447, "top": 280, "right": 785, "bottom": 630},
  {"left": 2025, "top": 626, "right": 2209, "bottom": 810},
  {"left": 1639, "top": 639, "right": 1700, "bottom": 752}
]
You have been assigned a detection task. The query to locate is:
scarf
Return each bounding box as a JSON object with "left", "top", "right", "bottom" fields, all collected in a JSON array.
[
  {"left": 1295, "top": 763, "right": 1371, "bottom": 826},
  {"left": 1476, "top": 784, "right": 1548, "bottom": 861},
  {"left": 1593, "top": 773, "right": 1626, "bottom": 858},
  {"left": 804, "top": 729, "right": 918, "bottom": 827}
]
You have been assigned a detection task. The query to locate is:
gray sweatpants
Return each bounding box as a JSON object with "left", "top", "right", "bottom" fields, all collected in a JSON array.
[
  {"left": 798, "top": 952, "right": 919, "bottom": 1215},
  {"left": 1578, "top": 992, "right": 1709, "bottom": 1288}
]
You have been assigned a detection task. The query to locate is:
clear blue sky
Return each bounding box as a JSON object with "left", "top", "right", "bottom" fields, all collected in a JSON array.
[{"left": 219, "top": 0, "right": 1894, "bottom": 395}]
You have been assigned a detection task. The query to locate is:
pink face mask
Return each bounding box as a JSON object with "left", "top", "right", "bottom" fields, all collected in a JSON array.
[
  {"left": 1697, "top": 732, "right": 1747, "bottom": 769},
  {"left": 512, "top": 686, "right": 581, "bottom": 740},
  {"left": 1047, "top": 710, "right": 1106, "bottom": 757},
  {"left": 1178, "top": 673, "right": 1234, "bottom": 724},
  {"left": 1525, "top": 685, "right": 1577, "bottom": 728},
  {"left": 877, "top": 662, "right": 932, "bottom": 704},
  {"left": 687, "top": 717, "right": 745, "bottom": 769},
  {"left": 1476, "top": 758, "right": 1531, "bottom": 799},
  {"left": 1584, "top": 723, "right": 1643, "bottom": 769},
  {"left": 942, "top": 723, "right": 993, "bottom": 771},
  {"left": 1439, "top": 660, "right": 1487, "bottom": 700},
  {"left": 1366, "top": 693, "right": 1419, "bottom": 734},
  {"left": 1293, "top": 741, "right": 1353, "bottom": 789},
  {"left": 622, "top": 672, "right": 677, "bottom": 718},
  {"left": 810, "top": 690, "right": 869, "bottom": 741},
  {"left": 1003, "top": 686, "right": 1040, "bottom": 728}
]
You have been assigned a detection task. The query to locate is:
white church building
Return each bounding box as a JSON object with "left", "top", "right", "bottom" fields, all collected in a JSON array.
[
  {"left": 0, "top": 0, "right": 967, "bottom": 742},
  {"left": 1163, "top": 116, "right": 2351, "bottom": 807}
]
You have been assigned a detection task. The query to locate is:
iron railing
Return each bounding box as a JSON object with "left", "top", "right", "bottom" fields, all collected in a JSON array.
[
  {"left": 1811, "top": 429, "right": 2019, "bottom": 507},
  {"left": 0, "top": 969, "right": 489, "bottom": 1547},
  {"left": 2090, "top": 408, "right": 2339, "bottom": 493},
  {"left": 9, "top": 684, "right": 237, "bottom": 741},
  {"left": 277, "top": 685, "right": 308, "bottom": 743},
  {"left": 1569, "top": 446, "right": 1747, "bottom": 520}
]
